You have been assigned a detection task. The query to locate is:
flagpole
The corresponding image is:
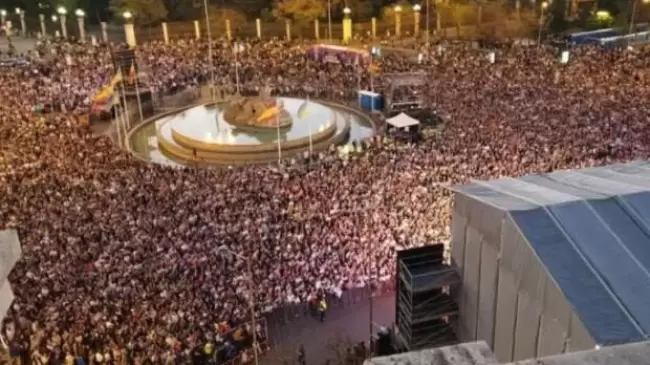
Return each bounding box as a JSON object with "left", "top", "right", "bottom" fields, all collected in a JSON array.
[
  {"left": 234, "top": 43, "right": 241, "bottom": 94},
  {"left": 133, "top": 67, "right": 144, "bottom": 123},
  {"left": 370, "top": 54, "right": 375, "bottom": 92},
  {"left": 114, "top": 104, "right": 122, "bottom": 148},
  {"left": 307, "top": 95, "right": 313, "bottom": 158},
  {"left": 118, "top": 75, "right": 131, "bottom": 132},
  {"left": 119, "top": 104, "right": 128, "bottom": 148},
  {"left": 276, "top": 98, "right": 282, "bottom": 165},
  {"left": 203, "top": 0, "right": 215, "bottom": 101},
  {"left": 129, "top": 61, "right": 144, "bottom": 122}
]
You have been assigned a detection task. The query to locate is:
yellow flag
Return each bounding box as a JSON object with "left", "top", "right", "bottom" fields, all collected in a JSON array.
[
  {"left": 297, "top": 100, "right": 309, "bottom": 119},
  {"left": 110, "top": 71, "right": 123, "bottom": 87}
]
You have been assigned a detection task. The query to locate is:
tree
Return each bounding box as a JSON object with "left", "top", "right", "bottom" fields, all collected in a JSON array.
[
  {"left": 381, "top": 0, "right": 414, "bottom": 20},
  {"left": 272, "top": 0, "right": 325, "bottom": 21},
  {"left": 109, "top": 0, "right": 168, "bottom": 24},
  {"left": 161, "top": 0, "right": 199, "bottom": 20},
  {"left": 346, "top": 0, "right": 375, "bottom": 21}
]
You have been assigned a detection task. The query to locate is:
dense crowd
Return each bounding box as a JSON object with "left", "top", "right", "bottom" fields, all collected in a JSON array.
[{"left": 1, "top": 36, "right": 650, "bottom": 364}]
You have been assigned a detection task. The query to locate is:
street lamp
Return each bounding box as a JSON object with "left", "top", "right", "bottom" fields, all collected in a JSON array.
[
  {"left": 57, "top": 6, "right": 67, "bottom": 39},
  {"left": 413, "top": 4, "right": 422, "bottom": 37},
  {"left": 537, "top": 1, "right": 548, "bottom": 47},
  {"left": 394, "top": 5, "right": 403, "bottom": 37},
  {"left": 122, "top": 11, "right": 137, "bottom": 47},
  {"left": 0, "top": 9, "right": 6, "bottom": 26},
  {"left": 342, "top": 6, "right": 352, "bottom": 44},
  {"left": 15, "top": 8, "right": 25, "bottom": 37},
  {"left": 630, "top": 0, "right": 650, "bottom": 34},
  {"left": 327, "top": 0, "right": 332, "bottom": 42},
  {"left": 75, "top": 9, "right": 85, "bottom": 42},
  {"left": 215, "top": 246, "right": 260, "bottom": 365}
]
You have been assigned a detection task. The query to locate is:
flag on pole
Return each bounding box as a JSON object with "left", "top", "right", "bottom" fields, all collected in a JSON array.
[
  {"left": 110, "top": 71, "right": 123, "bottom": 87},
  {"left": 128, "top": 62, "right": 136, "bottom": 84},
  {"left": 297, "top": 98, "right": 310, "bottom": 119},
  {"left": 276, "top": 98, "right": 282, "bottom": 164}
]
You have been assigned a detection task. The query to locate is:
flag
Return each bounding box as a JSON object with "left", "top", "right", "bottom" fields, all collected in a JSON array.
[
  {"left": 257, "top": 106, "right": 280, "bottom": 122},
  {"left": 90, "top": 92, "right": 117, "bottom": 115},
  {"left": 128, "top": 63, "right": 136, "bottom": 84},
  {"left": 297, "top": 99, "right": 310, "bottom": 119},
  {"left": 110, "top": 71, "right": 122, "bottom": 87},
  {"left": 93, "top": 85, "right": 114, "bottom": 103}
]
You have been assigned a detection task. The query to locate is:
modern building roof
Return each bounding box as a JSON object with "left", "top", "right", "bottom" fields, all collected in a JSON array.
[
  {"left": 453, "top": 161, "right": 650, "bottom": 346},
  {"left": 368, "top": 339, "right": 650, "bottom": 365},
  {"left": 504, "top": 339, "right": 650, "bottom": 365},
  {"left": 364, "top": 341, "right": 498, "bottom": 365}
]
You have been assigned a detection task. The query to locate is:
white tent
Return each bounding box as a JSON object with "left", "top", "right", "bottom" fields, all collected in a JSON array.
[{"left": 386, "top": 112, "right": 420, "bottom": 129}]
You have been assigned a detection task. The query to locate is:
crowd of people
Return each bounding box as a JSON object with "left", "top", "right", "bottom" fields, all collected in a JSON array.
[{"left": 1, "top": 34, "right": 649, "bottom": 364}]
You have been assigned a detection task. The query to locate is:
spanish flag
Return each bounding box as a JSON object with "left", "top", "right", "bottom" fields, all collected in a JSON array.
[
  {"left": 90, "top": 87, "right": 117, "bottom": 114},
  {"left": 128, "top": 63, "right": 136, "bottom": 84},
  {"left": 93, "top": 85, "right": 114, "bottom": 103}
]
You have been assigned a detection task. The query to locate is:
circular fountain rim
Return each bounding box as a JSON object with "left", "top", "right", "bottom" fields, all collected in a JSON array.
[{"left": 126, "top": 98, "right": 377, "bottom": 166}]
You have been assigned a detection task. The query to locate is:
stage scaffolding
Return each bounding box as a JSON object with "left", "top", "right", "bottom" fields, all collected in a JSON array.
[
  {"left": 383, "top": 72, "right": 427, "bottom": 114},
  {"left": 395, "top": 244, "right": 460, "bottom": 350}
]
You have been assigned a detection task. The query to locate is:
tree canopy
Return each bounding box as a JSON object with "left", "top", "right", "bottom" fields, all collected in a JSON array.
[
  {"left": 109, "top": 0, "right": 168, "bottom": 24},
  {"left": 272, "top": 0, "right": 325, "bottom": 21}
]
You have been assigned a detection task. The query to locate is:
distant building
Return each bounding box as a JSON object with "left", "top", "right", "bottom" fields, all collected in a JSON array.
[{"left": 450, "top": 161, "right": 650, "bottom": 362}]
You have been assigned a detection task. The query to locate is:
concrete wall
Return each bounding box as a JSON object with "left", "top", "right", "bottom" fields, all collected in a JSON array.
[
  {"left": 450, "top": 193, "right": 595, "bottom": 363},
  {"left": 366, "top": 339, "right": 650, "bottom": 365},
  {"left": 0, "top": 229, "right": 22, "bottom": 322},
  {"left": 364, "top": 341, "right": 498, "bottom": 365}
]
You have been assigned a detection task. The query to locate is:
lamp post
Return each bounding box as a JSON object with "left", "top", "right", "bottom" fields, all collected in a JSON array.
[
  {"left": 413, "top": 4, "right": 421, "bottom": 37},
  {"left": 216, "top": 246, "right": 259, "bottom": 365},
  {"left": 75, "top": 9, "right": 85, "bottom": 42},
  {"left": 57, "top": 6, "right": 67, "bottom": 39},
  {"left": 51, "top": 14, "right": 58, "bottom": 37},
  {"left": 0, "top": 10, "right": 6, "bottom": 26},
  {"left": 537, "top": 1, "right": 548, "bottom": 47},
  {"left": 203, "top": 0, "right": 215, "bottom": 99},
  {"left": 122, "top": 11, "right": 136, "bottom": 47},
  {"left": 327, "top": 0, "right": 332, "bottom": 42},
  {"left": 15, "top": 8, "right": 25, "bottom": 37},
  {"left": 394, "top": 5, "right": 402, "bottom": 37},
  {"left": 425, "top": 0, "right": 430, "bottom": 43},
  {"left": 629, "top": 0, "right": 650, "bottom": 34},
  {"left": 39, "top": 14, "right": 46, "bottom": 37},
  {"left": 343, "top": 6, "right": 352, "bottom": 44}
]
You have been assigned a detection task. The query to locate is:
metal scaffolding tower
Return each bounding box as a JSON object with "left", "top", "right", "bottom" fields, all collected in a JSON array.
[{"left": 395, "top": 244, "right": 460, "bottom": 350}]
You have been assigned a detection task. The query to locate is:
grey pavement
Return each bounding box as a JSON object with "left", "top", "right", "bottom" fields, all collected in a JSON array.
[
  {"left": 0, "top": 37, "right": 36, "bottom": 53},
  {"left": 265, "top": 293, "right": 396, "bottom": 364}
]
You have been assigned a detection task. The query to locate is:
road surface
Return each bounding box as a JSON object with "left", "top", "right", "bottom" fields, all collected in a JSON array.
[{"left": 265, "top": 293, "right": 396, "bottom": 364}]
